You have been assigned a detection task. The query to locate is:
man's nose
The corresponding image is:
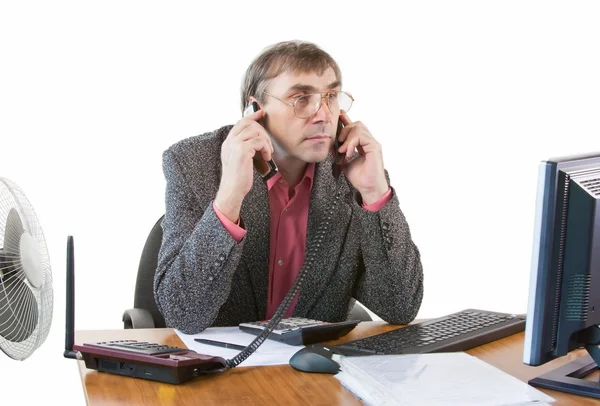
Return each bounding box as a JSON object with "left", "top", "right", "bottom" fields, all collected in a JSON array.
[{"left": 312, "top": 98, "right": 333, "bottom": 122}]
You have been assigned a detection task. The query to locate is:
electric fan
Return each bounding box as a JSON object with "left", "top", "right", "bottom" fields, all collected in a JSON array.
[{"left": 0, "top": 177, "right": 53, "bottom": 360}]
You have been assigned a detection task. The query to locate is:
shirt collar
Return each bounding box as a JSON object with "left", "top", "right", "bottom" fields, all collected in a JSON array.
[{"left": 266, "top": 162, "right": 316, "bottom": 192}]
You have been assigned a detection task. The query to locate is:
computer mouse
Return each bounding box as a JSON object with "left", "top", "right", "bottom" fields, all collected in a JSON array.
[{"left": 289, "top": 344, "right": 342, "bottom": 374}]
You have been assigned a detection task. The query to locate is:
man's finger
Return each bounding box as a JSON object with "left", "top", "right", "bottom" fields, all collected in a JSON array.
[
  {"left": 339, "top": 109, "right": 352, "bottom": 126},
  {"left": 337, "top": 122, "right": 353, "bottom": 143},
  {"left": 337, "top": 125, "right": 358, "bottom": 152},
  {"left": 247, "top": 137, "right": 272, "bottom": 161},
  {"left": 237, "top": 124, "right": 261, "bottom": 141},
  {"left": 345, "top": 138, "right": 359, "bottom": 159},
  {"left": 239, "top": 126, "right": 274, "bottom": 153},
  {"left": 342, "top": 134, "right": 372, "bottom": 158},
  {"left": 338, "top": 135, "right": 358, "bottom": 159},
  {"left": 232, "top": 110, "right": 266, "bottom": 135}
]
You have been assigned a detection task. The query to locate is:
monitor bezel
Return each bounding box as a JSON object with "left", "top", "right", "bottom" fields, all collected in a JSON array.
[{"left": 523, "top": 151, "right": 600, "bottom": 366}]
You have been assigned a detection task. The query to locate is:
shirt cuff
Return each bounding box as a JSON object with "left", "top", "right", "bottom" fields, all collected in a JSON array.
[
  {"left": 213, "top": 201, "right": 246, "bottom": 243},
  {"left": 361, "top": 187, "right": 392, "bottom": 212}
]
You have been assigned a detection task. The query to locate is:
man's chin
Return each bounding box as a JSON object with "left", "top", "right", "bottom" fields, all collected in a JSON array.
[{"left": 301, "top": 150, "right": 333, "bottom": 163}]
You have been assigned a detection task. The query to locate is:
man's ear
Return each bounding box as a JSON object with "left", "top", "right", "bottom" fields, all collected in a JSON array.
[
  {"left": 248, "top": 96, "right": 261, "bottom": 109},
  {"left": 243, "top": 96, "right": 259, "bottom": 117}
]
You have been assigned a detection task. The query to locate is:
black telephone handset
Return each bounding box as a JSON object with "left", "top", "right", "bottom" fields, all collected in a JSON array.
[
  {"left": 243, "top": 101, "right": 279, "bottom": 181},
  {"left": 332, "top": 119, "right": 344, "bottom": 179}
]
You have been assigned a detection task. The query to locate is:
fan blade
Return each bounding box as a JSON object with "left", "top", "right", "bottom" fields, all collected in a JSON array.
[
  {"left": 0, "top": 271, "right": 39, "bottom": 342},
  {"left": 4, "top": 208, "right": 24, "bottom": 256}
]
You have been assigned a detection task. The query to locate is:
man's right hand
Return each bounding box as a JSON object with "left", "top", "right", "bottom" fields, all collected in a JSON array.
[{"left": 214, "top": 109, "right": 274, "bottom": 223}]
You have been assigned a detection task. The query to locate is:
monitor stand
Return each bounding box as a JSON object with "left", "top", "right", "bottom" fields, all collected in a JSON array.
[{"left": 529, "top": 325, "right": 600, "bottom": 399}]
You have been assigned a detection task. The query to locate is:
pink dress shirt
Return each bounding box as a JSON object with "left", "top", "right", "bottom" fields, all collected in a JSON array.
[{"left": 213, "top": 163, "right": 392, "bottom": 319}]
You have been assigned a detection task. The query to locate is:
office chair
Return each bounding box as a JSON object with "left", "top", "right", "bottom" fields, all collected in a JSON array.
[
  {"left": 122, "top": 216, "right": 166, "bottom": 329},
  {"left": 122, "top": 215, "right": 372, "bottom": 329}
]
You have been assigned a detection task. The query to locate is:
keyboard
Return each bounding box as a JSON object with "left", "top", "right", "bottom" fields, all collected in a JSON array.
[{"left": 334, "top": 309, "right": 526, "bottom": 356}]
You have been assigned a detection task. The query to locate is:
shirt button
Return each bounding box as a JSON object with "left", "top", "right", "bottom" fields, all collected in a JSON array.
[
  {"left": 278, "top": 259, "right": 284, "bottom": 266},
  {"left": 278, "top": 179, "right": 284, "bottom": 184},
  {"left": 284, "top": 208, "right": 288, "bottom": 212}
]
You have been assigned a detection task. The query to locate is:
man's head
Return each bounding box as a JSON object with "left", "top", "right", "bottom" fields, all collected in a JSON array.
[{"left": 241, "top": 41, "right": 350, "bottom": 165}]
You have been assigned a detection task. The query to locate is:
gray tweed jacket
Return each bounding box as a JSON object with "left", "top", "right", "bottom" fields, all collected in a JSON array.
[{"left": 154, "top": 125, "right": 424, "bottom": 334}]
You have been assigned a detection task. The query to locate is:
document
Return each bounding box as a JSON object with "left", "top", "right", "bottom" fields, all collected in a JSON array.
[
  {"left": 333, "top": 352, "right": 555, "bottom": 406},
  {"left": 175, "top": 327, "right": 303, "bottom": 367}
]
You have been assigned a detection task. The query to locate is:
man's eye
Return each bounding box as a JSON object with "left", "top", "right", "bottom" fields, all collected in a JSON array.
[
  {"left": 328, "top": 92, "right": 338, "bottom": 99},
  {"left": 295, "top": 96, "right": 309, "bottom": 106}
]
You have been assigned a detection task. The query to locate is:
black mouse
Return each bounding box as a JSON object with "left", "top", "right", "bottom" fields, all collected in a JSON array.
[{"left": 289, "top": 344, "right": 342, "bottom": 374}]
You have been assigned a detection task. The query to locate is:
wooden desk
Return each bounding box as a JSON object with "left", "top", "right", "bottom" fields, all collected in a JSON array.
[{"left": 75, "top": 322, "right": 600, "bottom": 405}]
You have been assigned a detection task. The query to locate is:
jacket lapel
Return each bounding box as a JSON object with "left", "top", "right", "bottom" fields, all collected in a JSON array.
[
  {"left": 293, "top": 156, "right": 352, "bottom": 316},
  {"left": 240, "top": 169, "right": 270, "bottom": 319}
]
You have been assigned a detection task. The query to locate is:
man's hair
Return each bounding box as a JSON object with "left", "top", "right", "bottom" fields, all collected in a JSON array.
[{"left": 240, "top": 40, "right": 342, "bottom": 113}]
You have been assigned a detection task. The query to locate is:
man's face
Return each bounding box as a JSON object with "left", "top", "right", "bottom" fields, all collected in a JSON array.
[{"left": 259, "top": 68, "right": 340, "bottom": 164}]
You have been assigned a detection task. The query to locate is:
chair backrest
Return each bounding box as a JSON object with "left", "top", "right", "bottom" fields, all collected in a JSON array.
[{"left": 133, "top": 215, "right": 167, "bottom": 328}]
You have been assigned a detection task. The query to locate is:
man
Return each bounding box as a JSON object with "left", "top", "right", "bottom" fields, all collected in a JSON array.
[{"left": 154, "top": 40, "right": 423, "bottom": 334}]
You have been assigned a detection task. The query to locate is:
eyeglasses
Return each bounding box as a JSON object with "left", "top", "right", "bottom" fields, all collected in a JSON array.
[{"left": 262, "top": 90, "right": 354, "bottom": 119}]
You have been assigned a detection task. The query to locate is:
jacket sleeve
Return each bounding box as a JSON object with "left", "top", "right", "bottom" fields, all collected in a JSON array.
[
  {"left": 153, "top": 148, "right": 247, "bottom": 334},
  {"left": 351, "top": 171, "right": 424, "bottom": 324}
]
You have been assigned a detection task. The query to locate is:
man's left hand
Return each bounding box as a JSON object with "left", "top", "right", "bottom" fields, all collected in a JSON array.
[{"left": 336, "top": 111, "right": 390, "bottom": 205}]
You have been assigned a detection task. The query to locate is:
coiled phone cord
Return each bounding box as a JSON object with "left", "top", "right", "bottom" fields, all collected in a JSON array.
[{"left": 225, "top": 187, "right": 343, "bottom": 369}]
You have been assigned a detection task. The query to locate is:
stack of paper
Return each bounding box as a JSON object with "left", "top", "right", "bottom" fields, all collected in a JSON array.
[
  {"left": 176, "top": 326, "right": 303, "bottom": 367},
  {"left": 333, "top": 352, "right": 555, "bottom": 406}
]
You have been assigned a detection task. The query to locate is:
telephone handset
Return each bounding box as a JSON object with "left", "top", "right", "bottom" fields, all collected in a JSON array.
[
  {"left": 243, "top": 101, "right": 279, "bottom": 181},
  {"left": 332, "top": 119, "right": 344, "bottom": 179}
]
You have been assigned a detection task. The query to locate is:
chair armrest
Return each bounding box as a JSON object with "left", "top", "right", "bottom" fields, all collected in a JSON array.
[{"left": 122, "top": 308, "right": 156, "bottom": 329}]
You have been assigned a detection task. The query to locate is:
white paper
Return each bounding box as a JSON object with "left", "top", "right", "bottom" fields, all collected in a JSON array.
[
  {"left": 175, "top": 326, "right": 304, "bottom": 367},
  {"left": 334, "top": 352, "right": 555, "bottom": 406}
]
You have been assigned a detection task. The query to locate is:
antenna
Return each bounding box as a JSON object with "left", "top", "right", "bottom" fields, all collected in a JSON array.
[{"left": 63, "top": 236, "right": 77, "bottom": 359}]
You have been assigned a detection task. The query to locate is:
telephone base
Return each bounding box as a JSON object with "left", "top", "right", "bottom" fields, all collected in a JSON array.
[{"left": 74, "top": 340, "right": 228, "bottom": 385}]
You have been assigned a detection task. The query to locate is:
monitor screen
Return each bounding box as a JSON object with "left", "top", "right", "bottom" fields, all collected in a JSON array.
[{"left": 523, "top": 151, "right": 600, "bottom": 398}]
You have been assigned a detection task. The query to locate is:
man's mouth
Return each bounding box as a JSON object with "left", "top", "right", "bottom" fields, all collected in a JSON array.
[{"left": 305, "top": 135, "right": 330, "bottom": 141}]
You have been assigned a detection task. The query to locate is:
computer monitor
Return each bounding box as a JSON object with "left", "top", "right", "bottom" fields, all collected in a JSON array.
[{"left": 523, "top": 151, "right": 600, "bottom": 398}]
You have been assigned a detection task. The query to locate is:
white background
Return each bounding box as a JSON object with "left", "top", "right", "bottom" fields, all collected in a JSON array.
[{"left": 1, "top": 1, "right": 599, "bottom": 404}]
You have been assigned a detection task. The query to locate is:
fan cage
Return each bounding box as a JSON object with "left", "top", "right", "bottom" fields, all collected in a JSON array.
[{"left": 0, "top": 177, "right": 53, "bottom": 360}]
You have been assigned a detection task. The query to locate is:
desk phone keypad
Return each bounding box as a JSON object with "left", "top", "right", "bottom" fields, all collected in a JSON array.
[
  {"left": 243, "top": 317, "right": 325, "bottom": 333},
  {"left": 89, "top": 340, "right": 188, "bottom": 355}
]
